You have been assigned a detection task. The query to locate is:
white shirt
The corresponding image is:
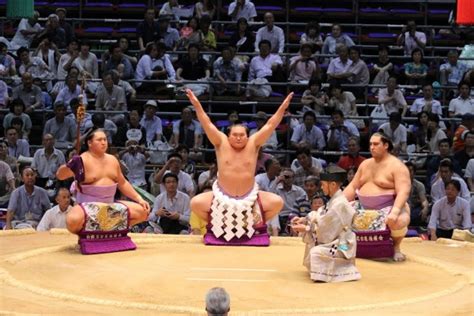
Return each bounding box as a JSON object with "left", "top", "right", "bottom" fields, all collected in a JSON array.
[
  {"left": 401, "top": 31, "right": 426, "bottom": 56},
  {"left": 31, "top": 148, "right": 66, "bottom": 179},
  {"left": 378, "top": 123, "right": 407, "bottom": 148},
  {"left": 255, "top": 173, "right": 277, "bottom": 192},
  {"left": 464, "top": 159, "right": 474, "bottom": 181},
  {"left": 448, "top": 96, "right": 474, "bottom": 116},
  {"left": 426, "top": 129, "right": 448, "bottom": 154},
  {"left": 378, "top": 88, "right": 407, "bottom": 114},
  {"left": 431, "top": 176, "right": 470, "bottom": 203},
  {"left": 249, "top": 128, "right": 278, "bottom": 149},
  {"left": 255, "top": 25, "right": 285, "bottom": 54},
  {"left": 11, "top": 18, "right": 43, "bottom": 49},
  {"left": 36, "top": 205, "right": 71, "bottom": 231},
  {"left": 248, "top": 53, "right": 283, "bottom": 80},
  {"left": 228, "top": 0, "right": 257, "bottom": 21},
  {"left": 57, "top": 53, "right": 75, "bottom": 80},
  {"left": 290, "top": 123, "right": 326, "bottom": 150},
  {"left": 428, "top": 196, "right": 471, "bottom": 231},
  {"left": 160, "top": 170, "right": 194, "bottom": 196},
  {"left": 74, "top": 52, "right": 99, "bottom": 79},
  {"left": 122, "top": 152, "right": 147, "bottom": 186},
  {"left": 327, "top": 57, "right": 352, "bottom": 76}
]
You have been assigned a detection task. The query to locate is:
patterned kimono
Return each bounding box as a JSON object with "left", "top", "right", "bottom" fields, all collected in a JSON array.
[{"left": 301, "top": 190, "right": 361, "bottom": 282}]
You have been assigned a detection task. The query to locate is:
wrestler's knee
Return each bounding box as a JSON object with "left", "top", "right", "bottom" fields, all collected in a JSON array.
[
  {"left": 66, "top": 205, "right": 85, "bottom": 234},
  {"left": 190, "top": 192, "right": 213, "bottom": 211},
  {"left": 122, "top": 201, "right": 148, "bottom": 225}
]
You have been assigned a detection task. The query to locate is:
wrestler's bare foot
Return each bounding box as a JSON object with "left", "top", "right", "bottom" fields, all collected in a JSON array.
[{"left": 393, "top": 251, "right": 406, "bottom": 262}]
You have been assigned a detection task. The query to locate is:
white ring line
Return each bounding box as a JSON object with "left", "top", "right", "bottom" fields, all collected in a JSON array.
[
  {"left": 186, "top": 278, "right": 268, "bottom": 282},
  {"left": 190, "top": 268, "right": 277, "bottom": 272}
]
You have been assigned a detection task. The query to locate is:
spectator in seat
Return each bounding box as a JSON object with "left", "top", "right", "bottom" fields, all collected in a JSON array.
[
  {"left": 147, "top": 173, "right": 190, "bottom": 234},
  {"left": 37, "top": 14, "right": 66, "bottom": 49},
  {"left": 55, "top": 8, "right": 75, "bottom": 45},
  {"left": 289, "top": 43, "right": 318, "bottom": 83},
  {"left": 255, "top": 12, "right": 285, "bottom": 54},
  {"left": 95, "top": 71, "right": 127, "bottom": 123},
  {"left": 452, "top": 113, "right": 474, "bottom": 153},
  {"left": 405, "top": 161, "right": 429, "bottom": 227},
  {"left": 33, "top": 38, "right": 60, "bottom": 79},
  {"left": 83, "top": 113, "right": 117, "bottom": 145},
  {"left": 12, "top": 72, "right": 43, "bottom": 114},
  {"left": 370, "top": 45, "right": 393, "bottom": 92},
  {"left": 119, "top": 139, "right": 148, "bottom": 190},
  {"left": 229, "top": 17, "right": 255, "bottom": 54},
  {"left": 57, "top": 39, "right": 79, "bottom": 80},
  {"left": 5, "top": 166, "right": 51, "bottom": 230},
  {"left": 3, "top": 99, "right": 32, "bottom": 140},
  {"left": 170, "top": 106, "right": 203, "bottom": 151},
  {"left": 76, "top": 41, "right": 99, "bottom": 80},
  {"left": 36, "top": 187, "right": 72, "bottom": 231},
  {"left": 0, "top": 79, "right": 8, "bottom": 109},
  {"left": 0, "top": 159, "right": 15, "bottom": 207},
  {"left": 426, "top": 139, "right": 462, "bottom": 190},
  {"left": 347, "top": 47, "right": 369, "bottom": 98},
  {"left": 326, "top": 44, "right": 352, "bottom": 83},
  {"left": 425, "top": 113, "right": 447, "bottom": 154},
  {"left": 0, "top": 139, "right": 20, "bottom": 183},
  {"left": 5, "top": 127, "right": 30, "bottom": 159},
  {"left": 378, "top": 112, "right": 408, "bottom": 155},
  {"left": 154, "top": 153, "right": 195, "bottom": 197},
  {"left": 228, "top": 0, "right": 257, "bottom": 22},
  {"left": 255, "top": 158, "right": 281, "bottom": 192},
  {"left": 50, "top": 66, "right": 79, "bottom": 99},
  {"left": 140, "top": 100, "right": 163, "bottom": 143},
  {"left": 290, "top": 111, "right": 325, "bottom": 151},
  {"left": 247, "top": 40, "right": 284, "bottom": 96},
  {"left": 114, "top": 109, "right": 147, "bottom": 147},
  {"left": 404, "top": 48, "right": 428, "bottom": 88},
  {"left": 377, "top": 77, "right": 408, "bottom": 117},
  {"left": 103, "top": 42, "right": 134, "bottom": 80},
  {"left": 135, "top": 42, "right": 174, "bottom": 92},
  {"left": 110, "top": 69, "right": 136, "bottom": 105},
  {"left": 157, "top": 15, "right": 180, "bottom": 51},
  {"left": 159, "top": 0, "right": 179, "bottom": 18},
  {"left": 0, "top": 42, "right": 16, "bottom": 77},
  {"left": 301, "top": 78, "right": 328, "bottom": 115},
  {"left": 176, "top": 144, "right": 196, "bottom": 179},
  {"left": 326, "top": 110, "right": 359, "bottom": 152},
  {"left": 213, "top": 46, "right": 242, "bottom": 96},
  {"left": 198, "top": 159, "right": 218, "bottom": 192},
  {"left": 321, "top": 24, "right": 355, "bottom": 57},
  {"left": 465, "top": 158, "right": 474, "bottom": 191},
  {"left": 337, "top": 136, "right": 366, "bottom": 171},
  {"left": 194, "top": 0, "right": 216, "bottom": 19},
  {"left": 454, "top": 131, "right": 474, "bottom": 170},
  {"left": 176, "top": 43, "right": 211, "bottom": 96},
  {"left": 137, "top": 8, "right": 160, "bottom": 51},
  {"left": 300, "top": 21, "right": 323, "bottom": 54},
  {"left": 431, "top": 159, "right": 470, "bottom": 203},
  {"left": 293, "top": 176, "right": 323, "bottom": 218},
  {"left": 440, "top": 50, "right": 468, "bottom": 88},
  {"left": 177, "top": 17, "right": 200, "bottom": 51},
  {"left": 409, "top": 83, "right": 443, "bottom": 121},
  {"left": 117, "top": 36, "right": 137, "bottom": 66},
  {"left": 270, "top": 168, "right": 307, "bottom": 235},
  {"left": 293, "top": 146, "right": 323, "bottom": 188},
  {"left": 397, "top": 19, "right": 426, "bottom": 56},
  {"left": 55, "top": 75, "right": 88, "bottom": 110},
  {"left": 31, "top": 133, "right": 66, "bottom": 188},
  {"left": 448, "top": 82, "right": 474, "bottom": 118},
  {"left": 249, "top": 111, "right": 279, "bottom": 150},
  {"left": 43, "top": 102, "right": 76, "bottom": 149},
  {"left": 0, "top": 11, "right": 42, "bottom": 50},
  {"left": 327, "top": 82, "right": 357, "bottom": 119},
  {"left": 429, "top": 179, "right": 471, "bottom": 240},
  {"left": 198, "top": 15, "right": 217, "bottom": 52}
]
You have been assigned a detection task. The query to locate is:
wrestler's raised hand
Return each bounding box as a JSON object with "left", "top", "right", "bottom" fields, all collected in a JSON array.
[
  {"left": 281, "top": 92, "right": 294, "bottom": 110},
  {"left": 185, "top": 89, "right": 200, "bottom": 108}
]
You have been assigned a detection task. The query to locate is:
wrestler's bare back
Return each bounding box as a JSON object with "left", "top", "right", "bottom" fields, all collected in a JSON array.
[
  {"left": 215, "top": 139, "right": 259, "bottom": 197},
  {"left": 356, "top": 155, "right": 405, "bottom": 196},
  {"left": 81, "top": 152, "right": 119, "bottom": 186}
]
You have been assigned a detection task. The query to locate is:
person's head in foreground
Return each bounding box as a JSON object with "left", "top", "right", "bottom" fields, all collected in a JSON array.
[
  {"left": 205, "top": 287, "right": 230, "bottom": 316},
  {"left": 320, "top": 165, "right": 346, "bottom": 197}
]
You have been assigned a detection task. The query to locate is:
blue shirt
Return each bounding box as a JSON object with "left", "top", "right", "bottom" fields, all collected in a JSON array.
[{"left": 8, "top": 185, "right": 51, "bottom": 222}]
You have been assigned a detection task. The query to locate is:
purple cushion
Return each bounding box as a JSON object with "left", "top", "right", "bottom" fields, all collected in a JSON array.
[
  {"left": 119, "top": 3, "right": 146, "bottom": 8},
  {"left": 355, "top": 230, "right": 394, "bottom": 259},
  {"left": 255, "top": 5, "right": 282, "bottom": 11},
  {"left": 360, "top": 8, "right": 387, "bottom": 13},
  {"left": 368, "top": 32, "right": 397, "bottom": 39},
  {"left": 85, "top": 27, "right": 114, "bottom": 33},
  {"left": 85, "top": 2, "right": 112, "bottom": 7},
  {"left": 118, "top": 27, "right": 135, "bottom": 33},
  {"left": 204, "top": 226, "right": 270, "bottom": 247},
  {"left": 322, "top": 8, "right": 352, "bottom": 13},
  {"left": 429, "top": 9, "right": 449, "bottom": 14},
  {"left": 294, "top": 7, "right": 323, "bottom": 12},
  {"left": 390, "top": 9, "right": 419, "bottom": 14},
  {"left": 52, "top": 2, "right": 80, "bottom": 7}
]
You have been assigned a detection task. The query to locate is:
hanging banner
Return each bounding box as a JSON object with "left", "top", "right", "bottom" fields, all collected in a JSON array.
[
  {"left": 456, "top": 0, "right": 474, "bottom": 25},
  {"left": 7, "top": 0, "right": 34, "bottom": 18}
]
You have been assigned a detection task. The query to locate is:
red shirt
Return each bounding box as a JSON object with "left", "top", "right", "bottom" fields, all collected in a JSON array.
[{"left": 337, "top": 154, "right": 366, "bottom": 170}]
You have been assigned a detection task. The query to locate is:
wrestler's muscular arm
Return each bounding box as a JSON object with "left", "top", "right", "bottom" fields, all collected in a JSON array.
[
  {"left": 391, "top": 160, "right": 411, "bottom": 215},
  {"left": 56, "top": 164, "right": 74, "bottom": 180},
  {"left": 115, "top": 155, "right": 150, "bottom": 213},
  {"left": 251, "top": 93, "right": 294, "bottom": 146},
  {"left": 186, "top": 89, "right": 226, "bottom": 147}
]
